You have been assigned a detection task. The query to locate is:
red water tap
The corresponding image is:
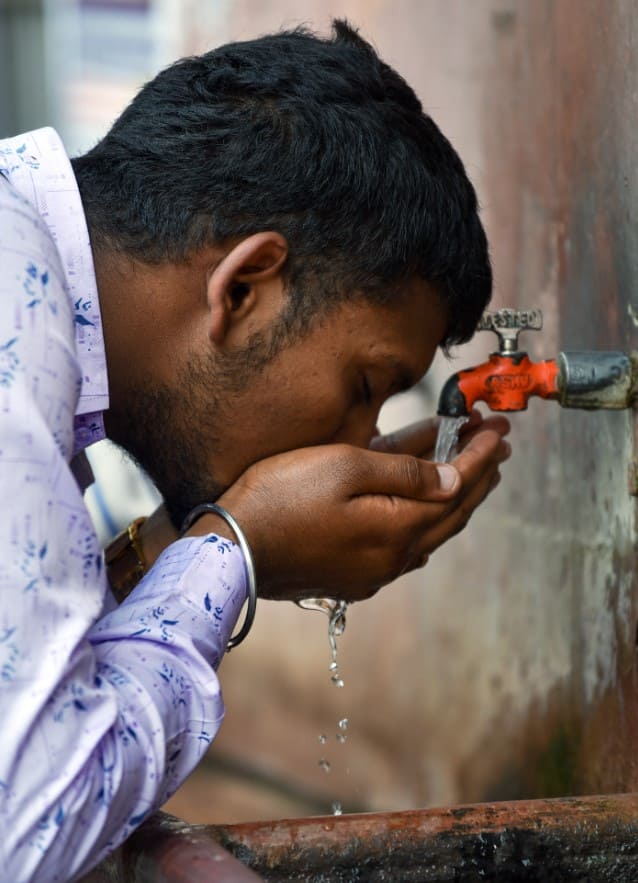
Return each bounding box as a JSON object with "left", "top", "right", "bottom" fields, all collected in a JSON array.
[
  {"left": 453, "top": 351, "right": 559, "bottom": 413},
  {"left": 438, "top": 308, "right": 636, "bottom": 417},
  {"left": 438, "top": 309, "right": 559, "bottom": 416}
]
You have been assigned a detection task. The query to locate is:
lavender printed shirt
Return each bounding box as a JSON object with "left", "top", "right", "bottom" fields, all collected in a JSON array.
[{"left": 0, "top": 129, "right": 247, "bottom": 881}]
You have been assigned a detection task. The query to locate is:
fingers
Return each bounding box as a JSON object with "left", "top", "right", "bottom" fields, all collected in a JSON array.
[
  {"left": 458, "top": 412, "right": 511, "bottom": 450},
  {"left": 453, "top": 427, "right": 511, "bottom": 475},
  {"left": 369, "top": 418, "right": 441, "bottom": 457},
  {"left": 349, "top": 430, "right": 508, "bottom": 574},
  {"left": 370, "top": 410, "right": 510, "bottom": 462},
  {"left": 350, "top": 446, "right": 461, "bottom": 502},
  {"left": 480, "top": 415, "right": 511, "bottom": 436},
  {"left": 403, "top": 472, "right": 497, "bottom": 568},
  {"left": 459, "top": 409, "right": 485, "bottom": 434},
  {"left": 405, "top": 429, "right": 510, "bottom": 560},
  {"left": 450, "top": 428, "right": 510, "bottom": 510}
]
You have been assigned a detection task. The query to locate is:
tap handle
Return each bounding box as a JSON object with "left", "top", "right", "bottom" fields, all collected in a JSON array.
[{"left": 478, "top": 308, "right": 543, "bottom": 354}]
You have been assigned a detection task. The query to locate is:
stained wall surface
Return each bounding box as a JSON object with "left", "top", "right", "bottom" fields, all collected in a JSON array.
[{"left": 154, "top": 0, "right": 638, "bottom": 822}]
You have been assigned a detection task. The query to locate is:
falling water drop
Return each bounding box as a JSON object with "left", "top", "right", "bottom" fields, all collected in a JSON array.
[
  {"left": 328, "top": 600, "right": 348, "bottom": 688},
  {"left": 336, "top": 718, "right": 348, "bottom": 743},
  {"left": 296, "top": 597, "right": 349, "bottom": 811},
  {"left": 296, "top": 598, "right": 347, "bottom": 687}
]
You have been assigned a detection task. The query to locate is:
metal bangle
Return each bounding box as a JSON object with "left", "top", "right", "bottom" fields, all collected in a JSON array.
[{"left": 181, "top": 502, "right": 257, "bottom": 651}]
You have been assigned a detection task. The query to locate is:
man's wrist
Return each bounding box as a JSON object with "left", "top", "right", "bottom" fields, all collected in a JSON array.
[
  {"left": 180, "top": 503, "right": 258, "bottom": 650},
  {"left": 181, "top": 512, "right": 237, "bottom": 544},
  {"left": 106, "top": 508, "right": 239, "bottom": 606}
]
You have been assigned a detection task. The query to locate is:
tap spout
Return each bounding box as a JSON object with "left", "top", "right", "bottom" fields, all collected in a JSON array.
[{"left": 437, "top": 350, "right": 636, "bottom": 417}]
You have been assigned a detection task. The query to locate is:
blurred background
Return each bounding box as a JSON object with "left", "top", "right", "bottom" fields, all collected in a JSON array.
[{"left": 3, "top": 0, "right": 638, "bottom": 824}]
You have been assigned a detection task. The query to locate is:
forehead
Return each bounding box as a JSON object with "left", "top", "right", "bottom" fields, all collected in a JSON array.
[{"left": 334, "top": 279, "right": 448, "bottom": 381}]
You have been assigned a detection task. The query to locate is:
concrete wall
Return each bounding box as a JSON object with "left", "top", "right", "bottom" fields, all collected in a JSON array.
[{"left": 164, "top": 0, "right": 638, "bottom": 823}]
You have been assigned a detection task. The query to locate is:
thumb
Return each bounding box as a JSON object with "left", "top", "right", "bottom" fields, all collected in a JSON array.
[{"left": 351, "top": 449, "right": 460, "bottom": 501}]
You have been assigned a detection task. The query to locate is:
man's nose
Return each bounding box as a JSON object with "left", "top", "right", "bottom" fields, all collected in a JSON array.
[{"left": 331, "top": 415, "right": 381, "bottom": 449}]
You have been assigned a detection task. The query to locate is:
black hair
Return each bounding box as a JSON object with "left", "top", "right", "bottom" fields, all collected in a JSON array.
[{"left": 71, "top": 19, "right": 491, "bottom": 347}]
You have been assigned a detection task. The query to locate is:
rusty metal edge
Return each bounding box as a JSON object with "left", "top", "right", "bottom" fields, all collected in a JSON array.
[
  {"left": 204, "top": 792, "right": 638, "bottom": 881},
  {"left": 84, "top": 793, "right": 638, "bottom": 882}
]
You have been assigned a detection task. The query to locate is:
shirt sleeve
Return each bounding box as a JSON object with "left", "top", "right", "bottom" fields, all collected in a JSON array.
[{"left": 0, "top": 180, "right": 247, "bottom": 881}]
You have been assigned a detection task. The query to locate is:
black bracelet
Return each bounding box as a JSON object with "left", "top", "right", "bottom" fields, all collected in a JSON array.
[{"left": 181, "top": 502, "right": 257, "bottom": 651}]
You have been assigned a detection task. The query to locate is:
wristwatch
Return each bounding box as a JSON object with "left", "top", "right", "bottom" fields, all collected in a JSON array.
[{"left": 105, "top": 516, "right": 147, "bottom": 603}]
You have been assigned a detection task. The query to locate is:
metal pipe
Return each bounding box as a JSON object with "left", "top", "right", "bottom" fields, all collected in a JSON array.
[{"left": 557, "top": 351, "right": 635, "bottom": 409}]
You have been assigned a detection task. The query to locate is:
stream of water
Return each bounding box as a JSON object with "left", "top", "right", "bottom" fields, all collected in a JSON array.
[
  {"left": 434, "top": 415, "right": 469, "bottom": 463},
  {"left": 296, "top": 597, "right": 348, "bottom": 687}
]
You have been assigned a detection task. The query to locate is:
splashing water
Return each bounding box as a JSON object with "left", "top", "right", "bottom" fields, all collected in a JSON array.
[
  {"left": 332, "top": 801, "right": 343, "bottom": 816},
  {"left": 434, "top": 416, "right": 469, "bottom": 463}
]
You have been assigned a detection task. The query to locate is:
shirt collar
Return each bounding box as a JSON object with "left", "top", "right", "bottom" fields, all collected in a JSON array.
[{"left": 0, "top": 127, "right": 109, "bottom": 452}]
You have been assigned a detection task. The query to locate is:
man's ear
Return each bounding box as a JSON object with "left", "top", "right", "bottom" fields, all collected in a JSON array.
[{"left": 206, "top": 231, "right": 288, "bottom": 345}]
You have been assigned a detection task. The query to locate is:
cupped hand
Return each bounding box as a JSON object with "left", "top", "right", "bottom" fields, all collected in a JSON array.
[
  {"left": 368, "top": 410, "right": 511, "bottom": 563},
  {"left": 186, "top": 420, "right": 510, "bottom": 603}
]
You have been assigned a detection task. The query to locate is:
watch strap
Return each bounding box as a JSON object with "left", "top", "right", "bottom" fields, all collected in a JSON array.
[{"left": 105, "top": 516, "right": 147, "bottom": 603}]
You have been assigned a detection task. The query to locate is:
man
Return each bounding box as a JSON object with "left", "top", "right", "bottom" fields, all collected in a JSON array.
[{"left": 0, "top": 19, "right": 509, "bottom": 881}]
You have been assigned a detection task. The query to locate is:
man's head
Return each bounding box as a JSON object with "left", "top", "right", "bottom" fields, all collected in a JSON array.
[{"left": 72, "top": 20, "right": 492, "bottom": 526}]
